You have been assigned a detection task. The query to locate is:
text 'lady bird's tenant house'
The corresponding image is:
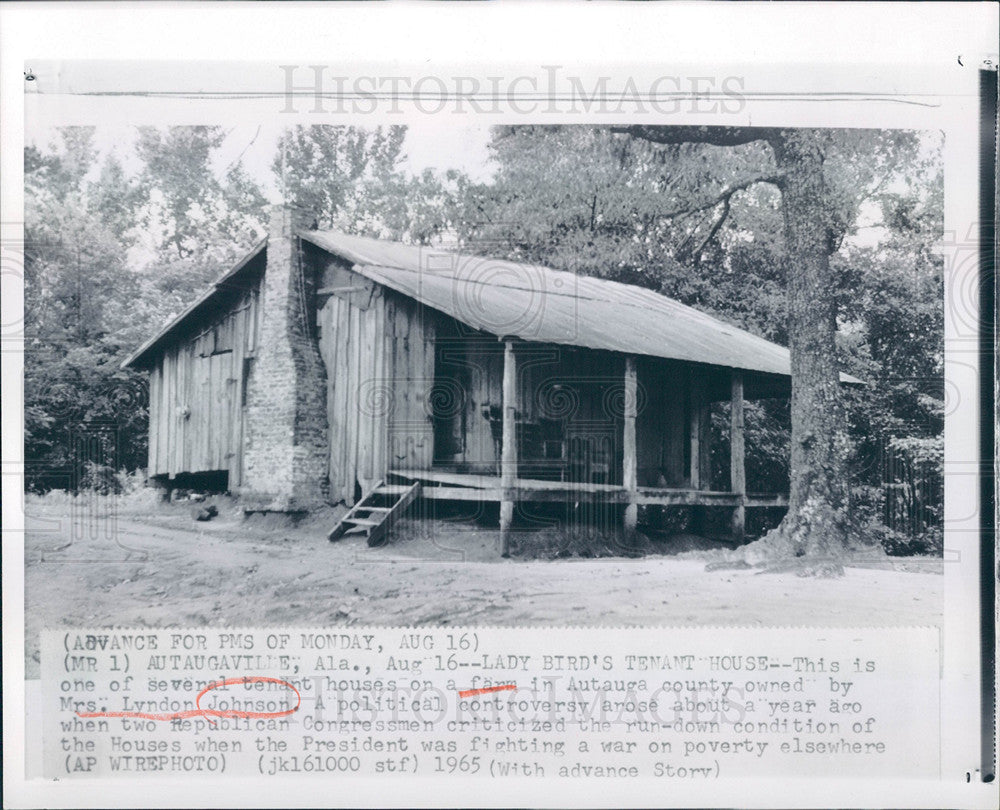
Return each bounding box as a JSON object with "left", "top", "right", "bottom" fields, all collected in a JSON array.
[{"left": 124, "top": 206, "right": 852, "bottom": 543}]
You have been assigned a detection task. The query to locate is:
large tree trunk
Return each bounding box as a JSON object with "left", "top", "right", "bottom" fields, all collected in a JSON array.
[{"left": 758, "top": 131, "right": 851, "bottom": 569}]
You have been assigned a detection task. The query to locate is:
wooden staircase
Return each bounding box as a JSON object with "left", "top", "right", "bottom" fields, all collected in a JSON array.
[{"left": 327, "top": 480, "right": 421, "bottom": 546}]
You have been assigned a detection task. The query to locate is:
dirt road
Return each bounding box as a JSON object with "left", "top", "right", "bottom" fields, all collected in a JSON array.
[{"left": 23, "top": 496, "right": 942, "bottom": 678}]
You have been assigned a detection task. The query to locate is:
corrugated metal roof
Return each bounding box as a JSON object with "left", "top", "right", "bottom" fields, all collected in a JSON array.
[
  {"left": 303, "top": 230, "right": 799, "bottom": 377},
  {"left": 125, "top": 228, "right": 860, "bottom": 384}
]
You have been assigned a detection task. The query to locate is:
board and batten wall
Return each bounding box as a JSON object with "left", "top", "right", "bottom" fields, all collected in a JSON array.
[
  {"left": 146, "top": 286, "right": 260, "bottom": 486},
  {"left": 315, "top": 260, "right": 436, "bottom": 505}
]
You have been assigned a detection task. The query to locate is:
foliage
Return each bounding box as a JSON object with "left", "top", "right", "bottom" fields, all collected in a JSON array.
[
  {"left": 273, "top": 125, "right": 473, "bottom": 246},
  {"left": 24, "top": 124, "right": 435, "bottom": 493},
  {"left": 274, "top": 125, "right": 402, "bottom": 230},
  {"left": 837, "top": 157, "right": 945, "bottom": 551},
  {"left": 135, "top": 126, "right": 267, "bottom": 259},
  {"left": 135, "top": 126, "right": 269, "bottom": 325},
  {"left": 25, "top": 130, "right": 145, "bottom": 490},
  {"left": 709, "top": 400, "right": 791, "bottom": 495}
]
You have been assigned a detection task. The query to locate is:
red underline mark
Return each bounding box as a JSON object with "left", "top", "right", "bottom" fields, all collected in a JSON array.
[
  {"left": 75, "top": 676, "right": 300, "bottom": 724},
  {"left": 458, "top": 683, "right": 517, "bottom": 699}
]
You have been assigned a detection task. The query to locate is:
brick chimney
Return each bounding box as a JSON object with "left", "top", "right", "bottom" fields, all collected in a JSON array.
[{"left": 241, "top": 204, "right": 328, "bottom": 510}]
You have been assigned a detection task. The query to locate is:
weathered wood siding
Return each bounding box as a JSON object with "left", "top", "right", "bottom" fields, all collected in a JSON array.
[
  {"left": 316, "top": 275, "right": 436, "bottom": 504},
  {"left": 143, "top": 237, "right": 775, "bottom": 509},
  {"left": 147, "top": 287, "right": 259, "bottom": 485},
  {"left": 318, "top": 283, "right": 384, "bottom": 504},
  {"left": 518, "top": 347, "right": 625, "bottom": 484},
  {"left": 384, "top": 291, "right": 436, "bottom": 474},
  {"left": 448, "top": 334, "right": 505, "bottom": 469}
]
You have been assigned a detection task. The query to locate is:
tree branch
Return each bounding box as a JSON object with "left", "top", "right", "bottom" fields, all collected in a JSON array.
[
  {"left": 662, "top": 174, "right": 783, "bottom": 222},
  {"left": 692, "top": 195, "right": 732, "bottom": 258},
  {"left": 674, "top": 209, "right": 716, "bottom": 256}
]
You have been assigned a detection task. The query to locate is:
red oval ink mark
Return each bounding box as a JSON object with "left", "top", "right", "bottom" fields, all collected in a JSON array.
[
  {"left": 76, "top": 676, "right": 300, "bottom": 724},
  {"left": 458, "top": 683, "right": 517, "bottom": 698}
]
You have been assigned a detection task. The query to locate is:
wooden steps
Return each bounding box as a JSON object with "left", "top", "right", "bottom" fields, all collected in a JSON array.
[
  {"left": 327, "top": 480, "right": 421, "bottom": 546},
  {"left": 343, "top": 517, "right": 382, "bottom": 527},
  {"left": 373, "top": 484, "right": 415, "bottom": 494}
]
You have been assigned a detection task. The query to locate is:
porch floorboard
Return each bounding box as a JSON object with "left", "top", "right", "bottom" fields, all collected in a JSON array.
[{"left": 389, "top": 469, "right": 787, "bottom": 508}]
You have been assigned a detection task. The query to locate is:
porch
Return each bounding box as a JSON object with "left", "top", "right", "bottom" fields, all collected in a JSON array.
[{"left": 421, "top": 338, "right": 790, "bottom": 552}]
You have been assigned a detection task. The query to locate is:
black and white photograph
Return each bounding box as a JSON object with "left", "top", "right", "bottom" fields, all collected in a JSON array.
[
  {"left": 2, "top": 3, "right": 996, "bottom": 808},
  {"left": 21, "top": 120, "right": 947, "bottom": 647}
]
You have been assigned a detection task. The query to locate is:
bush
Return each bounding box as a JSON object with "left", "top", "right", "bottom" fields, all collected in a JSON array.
[
  {"left": 640, "top": 506, "right": 692, "bottom": 535},
  {"left": 28, "top": 464, "right": 165, "bottom": 516},
  {"left": 79, "top": 463, "right": 147, "bottom": 495},
  {"left": 79, "top": 462, "right": 119, "bottom": 494},
  {"left": 849, "top": 480, "right": 941, "bottom": 557}
]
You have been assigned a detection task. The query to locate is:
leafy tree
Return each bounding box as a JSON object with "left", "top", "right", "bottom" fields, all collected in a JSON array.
[
  {"left": 24, "top": 127, "right": 98, "bottom": 204},
  {"left": 24, "top": 121, "right": 942, "bottom": 567},
  {"left": 216, "top": 162, "right": 270, "bottom": 247},
  {"left": 87, "top": 152, "right": 147, "bottom": 245},
  {"left": 838, "top": 160, "right": 945, "bottom": 554},
  {"left": 273, "top": 125, "right": 472, "bottom": 246},
  {"left": 24, "top": 129, "right": 149, "bottom": 488},
  {"left": 601, "top": 126, "right": 929, "bottom": 571},
  {"left": 134, "top": 126, "right": 268, "bottom": 329},
  {"left": 273, "top": 125, "right": 406, "bottom": 229},
  {"left": 135, "top": 126, "right": 228, "bottom": 258}
]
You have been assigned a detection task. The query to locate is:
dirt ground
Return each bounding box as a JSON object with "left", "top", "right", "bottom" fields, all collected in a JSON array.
[{"left": 23, "top": 493, "right": 943, "bottom": 679}]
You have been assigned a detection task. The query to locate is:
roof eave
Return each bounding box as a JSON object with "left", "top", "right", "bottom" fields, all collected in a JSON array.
[{"left": 120, "top": 239, "right": 267, "bottom": 370}]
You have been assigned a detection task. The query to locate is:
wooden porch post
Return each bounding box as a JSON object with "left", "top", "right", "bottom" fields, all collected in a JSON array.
[
  {"left": 688, "top": 373, "right": 710, "bottom": 490},
  {"left": 499, "top": 339, "right": 517, "bottom": 555},
  {"left": 623, "top": 355, "right": 638, "bottom": 530},
  {"left": 730, "top": 369, "right": 746, "bottom": 542}
]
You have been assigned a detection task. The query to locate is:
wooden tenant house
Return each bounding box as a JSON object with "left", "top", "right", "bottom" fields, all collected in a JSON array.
[{"left": 124, "top": 205, "right": 848, "bottom": 544}]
